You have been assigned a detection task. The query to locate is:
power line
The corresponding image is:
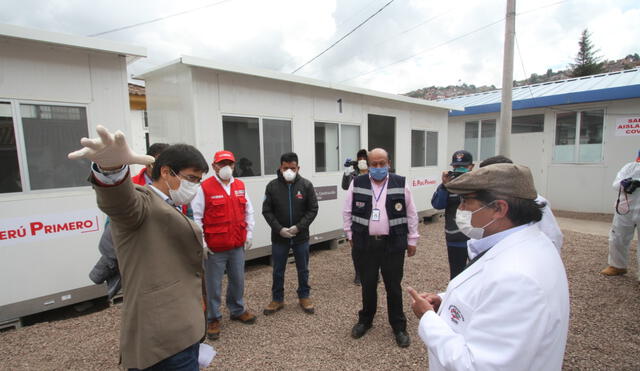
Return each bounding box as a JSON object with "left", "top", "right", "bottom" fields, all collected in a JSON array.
[
  {"left": 339, "top": 18, "right": 504, "bottom": 83},
  {"left": 291, "top": 0, "right": 396, "bottom": 74},
  {"left": 338, "top": 0, "right": 569, "bottom": 84},
  {"left": 88, "top": 0, "right": 235, "bottom": 37}
]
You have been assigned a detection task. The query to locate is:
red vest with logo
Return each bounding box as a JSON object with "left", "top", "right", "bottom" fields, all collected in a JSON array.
[{"left": 202, "top": 177, "right": 247, "bottom": 252}]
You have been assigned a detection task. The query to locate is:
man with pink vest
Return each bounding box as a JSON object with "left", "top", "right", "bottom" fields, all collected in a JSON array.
[{"left": 192, "top": 150, "right": 256, "bottom": 341}]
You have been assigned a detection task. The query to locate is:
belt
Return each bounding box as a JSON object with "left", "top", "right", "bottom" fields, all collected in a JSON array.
[{"left": 369, "top": 235, "right": 388, "bottom": 241}]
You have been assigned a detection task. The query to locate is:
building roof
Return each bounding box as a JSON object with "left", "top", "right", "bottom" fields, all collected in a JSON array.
[
  {"left": 136, "top": 55, "right": 462, "bottom": 111},
  {"left": 128, "top": 83, "right": 145, "bottom": 96},
  {"left": 438, "top": 68, "right": 640, "bottom": 117},
  {"left": 0, "top": 23, "right": 146, "bottom": 64}
]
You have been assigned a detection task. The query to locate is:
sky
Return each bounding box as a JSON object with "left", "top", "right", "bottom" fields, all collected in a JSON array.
[{"left": 1, "top": 0, "right": 638, "bottom": 94}]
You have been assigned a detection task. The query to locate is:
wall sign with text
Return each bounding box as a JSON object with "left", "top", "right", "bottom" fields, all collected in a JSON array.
[
  {"left": 0, "top": 209, "right": 102, "bottom": 247},
  {"left": 615, "top": 117, "right": 640, "bottom": 136}
]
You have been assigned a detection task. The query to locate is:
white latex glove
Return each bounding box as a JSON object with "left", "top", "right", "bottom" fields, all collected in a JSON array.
[
  {"left": 68, "top": 125, "right": 154, "bottom": 168},
  {"left": 244, "top": 239, "right": 252, "bottom": 250},
  {"left": 279, "top": 227, "right": 294, "bottom": 238},
  {"left": 288, "top": 225, "right": 299, "bottom": 236}
]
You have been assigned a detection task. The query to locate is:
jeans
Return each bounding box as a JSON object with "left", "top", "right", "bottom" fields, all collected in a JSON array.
[
  {"left": 128, "top": 342, "right": 199, "bottom": 371},
  {"left": 204, "top": 246, "right": 246, "bottom": 321},
  {"left": 271, "top": 240, "right": 310, "bottom": 302},
  {"left": 353, "top": 237, "right": 406, "bottom": 332}
]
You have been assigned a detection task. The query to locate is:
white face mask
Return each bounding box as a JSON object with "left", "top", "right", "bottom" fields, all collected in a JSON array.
[
  {"left": 283, "top": 169, "right": 296, "bottom": 182},
  {"left": 455, "top": 203, "right": 497, "bottom": 240},
  {"left": 357, "top": 160, "right": 368, "bottom": 171},
  {"left": 218, "top": 165, "right": 233, "bottom": 180},
  {"left": 167, "top": 177, "right": 200, "bottom": 206}
]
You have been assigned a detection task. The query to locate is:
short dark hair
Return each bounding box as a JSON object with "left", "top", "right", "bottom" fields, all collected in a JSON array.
[
  {"left": 280, "top": 152, "right": 298, "bottom": 165},
  {"left": 479, "top": 155, "right": 513, "bottom": 168},
  {"left": 147, "top": 143, "right": 170, "bottom": 157},
  {"left": 151, "top": 144, "right": 209, "bottom": 180},
  {"left": 356, "top": 149, "right": 368, "bottom": 159},
  {"left": 474, "top": 190, "right": 543, "bottom": 226}
]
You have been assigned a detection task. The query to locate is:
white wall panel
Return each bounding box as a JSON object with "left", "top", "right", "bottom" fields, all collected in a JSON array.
[{"left": 0, "top": 38, "right": 91, "bottom": 103}]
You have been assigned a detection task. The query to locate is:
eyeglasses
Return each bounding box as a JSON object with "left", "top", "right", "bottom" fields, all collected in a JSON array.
[{"left": 170, "top": 169, "right": 202, "bottom": 184}]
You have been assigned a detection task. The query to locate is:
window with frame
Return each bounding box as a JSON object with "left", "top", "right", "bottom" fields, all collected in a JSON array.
[
  {"left": 314, "top": 122, "right": 361, "bottom": 173},
  {"left": 554, "top": 109, "right": 603, "bottom": 163},
  {"left": 0, "top": 102, "right": 89, "bottom": 193},
  {"left": 411, "top": 130, "right": 438, "bottom": 167},
  {"left": 0, "top": 102, "right": 21, "bottom": 193},
  {"left": 512, "top": 114, "right": 544, "bottom": 134},
  {"left": 222, "top": 115, "right": 292, "bottom": 177},
  {"left": 464, "top": 119, "right": 495, "bottom": 161}
]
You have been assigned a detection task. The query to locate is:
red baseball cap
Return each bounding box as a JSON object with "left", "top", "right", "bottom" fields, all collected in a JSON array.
[{"left": 213, "top": 150, "right": 235, "bottom": 163}]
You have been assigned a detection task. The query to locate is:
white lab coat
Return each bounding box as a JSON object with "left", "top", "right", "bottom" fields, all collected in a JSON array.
[
  {"left": 608, "top": 161, "right": 640, "bottom": 277},
  {"left": 418, "top": 225, "right": 570, "bottom": 371},
  {"left": 535, "top": 195, "right": 563, "bottom": 252}
]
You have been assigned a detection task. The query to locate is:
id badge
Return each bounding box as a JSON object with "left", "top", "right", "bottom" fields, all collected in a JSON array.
[{"left": 371, "top": 208, "right": 380, "bottom": 221}]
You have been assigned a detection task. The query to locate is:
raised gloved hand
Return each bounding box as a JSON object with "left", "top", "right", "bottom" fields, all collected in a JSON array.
[
  {"left": 68, "top": 125, "right": 154, "bottom": 169},
  {"left": 279, "top": 227, "right": 294, "bottom": 238},
  {"left": 288, "top": 225, "right": 299, "bottom": 236},
  {"left": 244, "top": 239, "right": 252, "bottom": 250}
]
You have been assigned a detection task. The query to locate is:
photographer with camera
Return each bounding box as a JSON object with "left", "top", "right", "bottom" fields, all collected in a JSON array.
[
  {"left": 431, "top": 150, "right": 474, "bottom": 279},
  {"left": 342, "top": 149, "right": 369, "bottom": 190},
  {"left": 601, "top": 150, "right": 640, "bottom": 281}
]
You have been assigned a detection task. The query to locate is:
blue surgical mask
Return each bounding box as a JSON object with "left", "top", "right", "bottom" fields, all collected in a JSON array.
[{"left": 369, "top": 166, "right": 388, "bottom": 181}]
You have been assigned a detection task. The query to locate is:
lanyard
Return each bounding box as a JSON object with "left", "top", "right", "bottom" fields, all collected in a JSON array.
[{"left": 373, "top": 179, "right": 388, "bottom": 206}]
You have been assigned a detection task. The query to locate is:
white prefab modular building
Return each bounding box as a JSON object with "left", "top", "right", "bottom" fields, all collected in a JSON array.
[
  {"left": 0, "top": 24, "right": 145, "bottom": 326},
  {"left": 441, "top": 68, "right": 640, "bottom": 214},
  {"left": 138, "top": 56, "right": 460, "bottom": 259}
]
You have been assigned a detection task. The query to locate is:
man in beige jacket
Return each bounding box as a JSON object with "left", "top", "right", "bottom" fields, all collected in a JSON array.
[{"left": 69, "top": 126, "right": 208, "bottom": 370}]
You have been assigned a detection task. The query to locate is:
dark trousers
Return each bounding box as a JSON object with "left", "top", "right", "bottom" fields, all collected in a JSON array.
[
  {"left": 351, "top": 245, "right": 359, "bottom": 279},
  {"left": 353, "top": 237, "right": 406, "bottom": 332},
  {"left": 271, "top": 240, "right": 310, "bottom": 301},
  {"left": 447, "top": 244, "right": 469, "bottom": 279},
  {"left": 129, "top": 342, "right": 199, "bottom": 371}
]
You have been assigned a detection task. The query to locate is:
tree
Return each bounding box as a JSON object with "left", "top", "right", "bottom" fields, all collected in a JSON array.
[{"left": 570, "top": 29, "right": 604, "bottom": 77}]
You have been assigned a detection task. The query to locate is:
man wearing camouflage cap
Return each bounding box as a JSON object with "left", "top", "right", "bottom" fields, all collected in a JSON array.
[{"left": 407, "top": 163, "right": 570, "bottom": 370}]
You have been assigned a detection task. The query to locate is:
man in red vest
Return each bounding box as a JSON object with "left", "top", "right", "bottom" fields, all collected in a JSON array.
[
  {"left": 192, "top": 150, "right": 256, "bottom": 341},
  {"left": 131, "top": 143, "right": 169, "bottom": 185}
]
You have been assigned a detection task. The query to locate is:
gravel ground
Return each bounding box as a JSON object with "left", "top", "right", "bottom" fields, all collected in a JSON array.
[{"left": 0, "top": 217, "right": 638, "bottom": 370}]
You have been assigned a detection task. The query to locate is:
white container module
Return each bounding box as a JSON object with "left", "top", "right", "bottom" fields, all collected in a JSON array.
[
  {"left": 0, "top": 24, "right": 145, "bottom": 325},
  {"left": 137, "top": 56, "right": 461, "bottom": 259}
]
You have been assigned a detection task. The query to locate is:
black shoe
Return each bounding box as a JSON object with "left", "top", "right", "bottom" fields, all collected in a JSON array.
[
  {"left": 351, "top": 323, "right": 372, "bottom": 339},
  {"left": 394, "top": 330, "right": 410, "bottom": 348}
]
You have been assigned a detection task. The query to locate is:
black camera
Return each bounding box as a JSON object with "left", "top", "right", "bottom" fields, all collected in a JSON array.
[
  {"left": 344, "top": 159, "right": 358, "bottom": 168},
  {"left": 447, "top": 169, "right": 467, "bottom": 179},
  {"left": 622, "top": 178, "right": 640, "bottom": 194}
]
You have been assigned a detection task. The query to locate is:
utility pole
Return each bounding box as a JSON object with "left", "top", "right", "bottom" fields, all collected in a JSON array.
[{"left": 498, "top": 0, "right": 516, "bottom": 157}]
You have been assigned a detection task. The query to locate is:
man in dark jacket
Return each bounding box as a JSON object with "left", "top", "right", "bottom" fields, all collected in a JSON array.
[
  {"left": 262, "top": 152, "right": 319, "bottom": 315},
  {"left": 431, "top": 150, "right": 474, "bottom": 279}
]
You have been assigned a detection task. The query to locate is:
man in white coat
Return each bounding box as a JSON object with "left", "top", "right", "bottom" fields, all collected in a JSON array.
[
  {"left": 478, "top": 155, "right": 563, "bottom": 252},
  {"left": 600, "top": 151, "right": 640, "bottom": 279},
  {"left": 408, "top": 163, "right": 570, "bottom": 371}
]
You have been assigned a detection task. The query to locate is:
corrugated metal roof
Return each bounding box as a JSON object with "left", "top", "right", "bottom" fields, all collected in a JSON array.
[
  {"left": 437, "top": 68, "right": 640, "bottom": 115},
  {"left": 136, "top": 55, "right": 463, "bottom": 111}
]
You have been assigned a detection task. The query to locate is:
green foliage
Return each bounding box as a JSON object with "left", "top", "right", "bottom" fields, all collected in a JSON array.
[{"left": 570, "top": 29, "right": 604, "bottom": 77}]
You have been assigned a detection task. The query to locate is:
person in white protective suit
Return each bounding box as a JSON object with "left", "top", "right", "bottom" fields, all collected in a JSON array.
[
  {"left": 601, "top": 151, "right": 640, "bottom": 280},
  {"left": 407, "top": 163, "right": 570, "bottom": 371}
]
